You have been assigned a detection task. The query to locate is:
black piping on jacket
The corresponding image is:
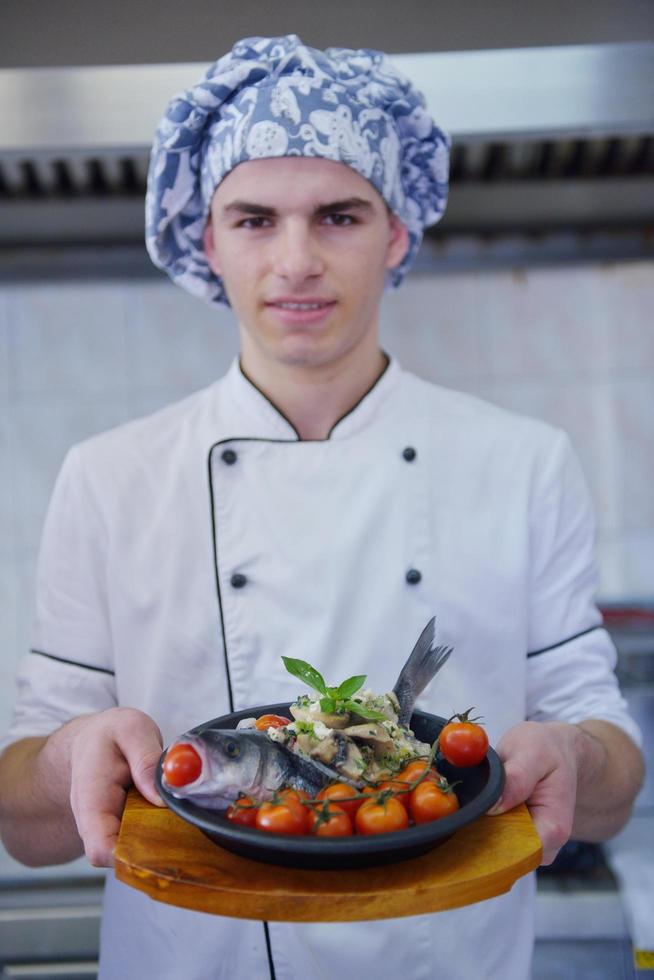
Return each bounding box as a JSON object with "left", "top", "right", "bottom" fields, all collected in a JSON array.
[
  {"left": 30, "top": 648, "right": 115, "bottom": 675},
  {"left": 526, "top": 624, "right": 605, "bottom": 658}
]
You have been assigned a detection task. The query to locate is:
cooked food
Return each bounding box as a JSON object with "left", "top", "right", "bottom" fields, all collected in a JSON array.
[{"left": 161, "top": 617, "right": 453, "bottom": 809}]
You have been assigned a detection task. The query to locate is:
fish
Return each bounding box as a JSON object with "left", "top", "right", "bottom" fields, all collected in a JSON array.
[{"left": 160, "top": 616, "right": 452, "bottom": 809}]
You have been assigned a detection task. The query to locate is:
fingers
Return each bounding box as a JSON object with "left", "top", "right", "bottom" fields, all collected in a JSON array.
[
  {"left": 525, "top": 766, "right": 577, "bottom": 865},
  {"left": 487, "top": 758, "right": 536, "bottom": 816},
  {"left": 68, "top": 708, "right": 165, "bottom": 867},
  {"left": 113, "top": 716, "right": 165, "bottom": 808},
  {"left": 486, "top": 721, "right": 579, "bottom": 866},
  {"left": 70, "top": 767, "right": 128, "bottom": 867}
]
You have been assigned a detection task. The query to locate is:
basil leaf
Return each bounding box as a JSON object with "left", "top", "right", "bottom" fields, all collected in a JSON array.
[
  {"left": 319, "top": 696, "right": 336, "bottom": 713},
  {"left": 336, "top": 674, "right": 367, "bottom": 699},
  {"left": 342, "top": 699, "right": 387, "bottom": 721},
  {"left": 282, "top": 657, "right": 328, "bottom": 695}
]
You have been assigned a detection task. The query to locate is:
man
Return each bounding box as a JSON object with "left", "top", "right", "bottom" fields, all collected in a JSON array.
[{"left": 0, "top": 35, "right": 644, "bottom": 980}]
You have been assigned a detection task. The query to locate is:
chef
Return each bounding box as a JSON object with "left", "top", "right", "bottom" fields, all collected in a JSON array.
[{"left": 0, "top": 35, "right": 644, "bottom": 980}]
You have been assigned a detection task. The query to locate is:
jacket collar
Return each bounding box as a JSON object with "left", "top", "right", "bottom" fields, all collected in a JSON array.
[{"left": 219, "top": 356, "right": 401, "bottom": 441}]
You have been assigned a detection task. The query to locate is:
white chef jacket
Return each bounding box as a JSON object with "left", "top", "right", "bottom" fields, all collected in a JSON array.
[{"left": 3, "top": 356, "right": 641, "bottom": 980}]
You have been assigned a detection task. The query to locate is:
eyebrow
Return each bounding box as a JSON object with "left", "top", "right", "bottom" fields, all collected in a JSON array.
[{"left": 221, "top": 197, "right": 375, "bottom": 218}]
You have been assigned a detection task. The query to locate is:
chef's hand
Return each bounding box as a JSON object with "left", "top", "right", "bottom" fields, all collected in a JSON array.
[
  {"left": 486, "top": 718, "right": 643, "bottom": 865},
  {"left": 486, "top": 720, "right": 584, "bottom": 864},
  {"left": 66, "top": 708, "right": 165, "bottom": 867}
]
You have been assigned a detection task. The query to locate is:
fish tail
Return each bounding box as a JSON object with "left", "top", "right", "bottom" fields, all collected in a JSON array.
[{"left": 392, "top": 617, "right": 452, "bottom": 725}]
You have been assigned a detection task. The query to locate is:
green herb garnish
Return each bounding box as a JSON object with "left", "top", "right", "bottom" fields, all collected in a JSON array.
[{"left": 282, "top": 657, "right": 387, "bottom": 720}]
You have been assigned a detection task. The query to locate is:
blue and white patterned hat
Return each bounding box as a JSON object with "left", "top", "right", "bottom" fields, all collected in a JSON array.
[{"left": 145, "top": 35, "right": 450, "bottom": 305}]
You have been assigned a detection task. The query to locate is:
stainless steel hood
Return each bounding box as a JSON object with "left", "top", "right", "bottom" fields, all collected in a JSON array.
[{"left": 0, "top": 42, "right": 653, "bottom": 262}]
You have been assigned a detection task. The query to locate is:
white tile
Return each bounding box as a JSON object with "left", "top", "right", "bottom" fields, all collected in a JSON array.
[
  {"left": 127, "top": 386, "right": 205, "bottom": 421},
  {"left": 620, "top": 529, "right": 654, "bottom": 598},
  {"left": 15, "top": 550, "right": 37, "bottom": 667},
  {"left": 603, "top": 261, "right": 654, "bottom": 372},
  {"left": 9, "top": 281, "right": 129, "bottom": 397},
  {"left": 486, "top": 264, "right": 611, "bottom": 379},
  {"left": 380, "top": 271, "right": 492, "bottom": 384},
  {"left": 597, "top": 530, "right": 654, "bottom": 600},
  {"left": 125, "top": 282, "right": 239, "bottom": 391},
  {"left": 12, "top": 399, "right": 130, "bottom": 550},
  {"left": 488, "top": 380, "right": 617, "bottom": 530},
  {"left": 0, "top": 289, "right": 11, "bottom": 396},
  {"left": 0, "top": 411, "right": 13, "bottom": 559},
  {"left": 596, "top": 533, "right": 625, "bottom": 600},
  {"left": 610, "top": 379, "right": 654, "bottom": 531}
]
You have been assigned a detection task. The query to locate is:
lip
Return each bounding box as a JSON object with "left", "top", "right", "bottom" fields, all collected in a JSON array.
[{"left": 264, "top": 298, "right": 336, "bottom": 326}]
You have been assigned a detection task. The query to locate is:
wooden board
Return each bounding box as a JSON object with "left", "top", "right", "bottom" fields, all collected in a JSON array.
[{"left": 115, "top": 789, "right": 542, "bottom": 921}]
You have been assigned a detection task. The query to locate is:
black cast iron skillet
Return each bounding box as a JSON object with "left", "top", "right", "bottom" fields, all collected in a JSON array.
[{"left": 156, "top": 702, "right": 505, "bottom": 870}]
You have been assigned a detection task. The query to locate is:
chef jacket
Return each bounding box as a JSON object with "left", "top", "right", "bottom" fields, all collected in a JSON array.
[{"left": 3, "top": 356, "right": 641, "bottom": 980}]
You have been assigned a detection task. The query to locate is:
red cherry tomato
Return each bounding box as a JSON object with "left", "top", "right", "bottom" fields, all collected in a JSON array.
[
  {"left": 377, "top": 779, "right": 412, "bottom": 812},
  {"left": 355, "top": 796, "right": 409, "bottom": 835},
  {"left": 276, "top": 788, "right": 312, "bottom": 830},
  {"left": 162, "top": 742, "right": 202, "bottom": 787},
  {"left": 255, "top": 801, "right": 307, "bottom": 835},
  {"left": 397, "top": 760, "right": 441, "bottom": 785},
  {"left": 410, "top": 780, "right": 459, "bottom": 825},
  {"left": 278, "top": 787, "right": 310, "bottom": 806},
  {"left": 254, "top": 714, "right": 291, "bottom": 731},
  {"left": 226, "top": 795, "right": 258, "bottom": 827},
  {"left": 316, "top": 782, "right": 364, "bottom": 820},
  {"left": 307, "top": 802, "right": 353, "bottom": 837},
  {"left": 439, "top": 721, "right": 489, "bottom": 767}
]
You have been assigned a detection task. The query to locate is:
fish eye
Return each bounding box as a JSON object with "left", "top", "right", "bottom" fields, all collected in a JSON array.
[{"left": 225, "top": 740, "right": 240, "bottom": 758}]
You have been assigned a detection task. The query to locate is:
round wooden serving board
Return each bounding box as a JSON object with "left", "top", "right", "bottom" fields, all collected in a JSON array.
[{"left": 114, "top": 789, "right": 542, "bottom": 921}]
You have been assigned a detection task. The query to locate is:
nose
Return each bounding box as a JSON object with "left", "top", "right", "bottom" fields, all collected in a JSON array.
[
  {"left": 272, "top": 218, "right": 324, "bottom": 285},
  {"left": 162, "top": 741, "right": 202, "bottom": 787}
]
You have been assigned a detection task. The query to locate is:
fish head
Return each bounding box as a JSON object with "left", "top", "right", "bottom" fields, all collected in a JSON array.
[{"left": 161, "top": 729, "right": 267, "bottom": 809}]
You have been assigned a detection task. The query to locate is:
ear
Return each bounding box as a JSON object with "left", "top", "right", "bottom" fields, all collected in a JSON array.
[
  {"left": 203, "top": 216, "right": 222, "bottom": 277},
  {"left": 385, "top": 213, "right": 410, "bottom": 272}
]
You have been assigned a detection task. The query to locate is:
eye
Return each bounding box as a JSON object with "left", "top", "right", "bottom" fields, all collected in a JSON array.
[
  {"left": 225, "top": 740, "right": 240, "bottom": 758},
  {"left": 322, "top": 212, "right": 355, "bottom": 227},
  {"left": 237, "top": 216, "right": 272, "bottom": 229}
]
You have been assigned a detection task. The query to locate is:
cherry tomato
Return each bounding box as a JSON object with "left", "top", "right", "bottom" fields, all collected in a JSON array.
[
  {"left": 317, "top": 782, "right": 364, "bottom": 820},
  {"left": 276, "top": 788, "right": 312, "bottom": 830},
  {"left": 226, "top": 795, "right": 258, "bottom": 827},
  {"left": 397, "top": 760, "right": 441, "bottom": 785},
  {"left": 162, "top": 742, "right": 202, "bottom": 787},
  {"left": 307, "top": 802, "right": 353, "bottom": 837},
  {"left": 377, "top": 779, "right": 412, "bottom": 812},
  {"left": 254, "top": 714, "right": 291, "bottom": 731},
  {"left": 278, "top": 787, "right": 309, "bottom": 806},
  {"left": 439, "top": 721, "right": 489, "bottom": 767},
  {"left": 410, "top": 780, "right": 459, "bottom": 825},
  {"left": 256, "top": 800, "right": 307, "bottom": 835},
  {"left": 355, "top": 796, "right": 409, "bottom": 835}
]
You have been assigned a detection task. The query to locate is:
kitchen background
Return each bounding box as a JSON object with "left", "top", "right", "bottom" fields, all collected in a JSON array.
[{"left": 1, "top": 1, "right": 653, "bottom": 977}]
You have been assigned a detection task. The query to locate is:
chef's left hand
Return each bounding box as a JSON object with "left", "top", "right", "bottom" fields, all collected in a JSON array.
[{"left": 486, "top": 720, "right": 592, "bottom": 865}]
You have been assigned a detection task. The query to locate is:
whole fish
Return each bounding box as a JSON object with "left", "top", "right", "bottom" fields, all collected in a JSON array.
[{"left": 160, "top": 617, "right": 452, "bottom": 809}]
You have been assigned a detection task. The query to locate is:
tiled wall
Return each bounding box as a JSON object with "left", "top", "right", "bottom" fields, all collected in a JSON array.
[
  {"left": 0, "top": 260, "right": 652, "bottom": 874},
  {"left": 380, "top": 261, "right": 654, "bottom": 599}
]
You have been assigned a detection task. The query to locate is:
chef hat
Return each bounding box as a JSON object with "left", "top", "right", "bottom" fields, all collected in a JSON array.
[{"left": 145, "top": 34, "right": 450, "bottom": 306}]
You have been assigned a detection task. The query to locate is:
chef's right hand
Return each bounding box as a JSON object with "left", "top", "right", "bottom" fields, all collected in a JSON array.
[{"left": 66, "top": 707, "right": 165, "bottom": 867}]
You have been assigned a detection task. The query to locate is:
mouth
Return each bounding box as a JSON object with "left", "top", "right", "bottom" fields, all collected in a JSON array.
[{"left": 264, "top": 298, "right": 336, "bottom": 325}]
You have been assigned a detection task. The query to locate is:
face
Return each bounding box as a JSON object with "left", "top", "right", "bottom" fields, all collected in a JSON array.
[{"left": 203, "top": 157, "right": 409, "bottom": 376}]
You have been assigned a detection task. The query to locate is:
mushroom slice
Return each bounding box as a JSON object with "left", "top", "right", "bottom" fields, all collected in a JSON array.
[
  {"left": 332, "top": 735, "right": 367, "bottom": 781},
  {"left": 341, "top": 723, "right": 395, "bottom": 747},
  {"left": 290, "top": 703, "right": 351, "bottom": 729},
  {"left": 308, "top": 734, "right": 339, "bottom": 765}
]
